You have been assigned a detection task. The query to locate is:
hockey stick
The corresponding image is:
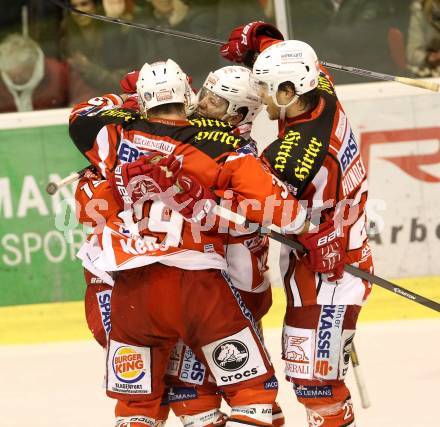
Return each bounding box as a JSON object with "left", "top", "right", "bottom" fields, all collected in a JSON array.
[
  {"left": 50, "top": 0, "right": 439, "bottom": 92},
  {"left": 45, "top": 166, "right": 92, "bottom": 195},
  {"left": 350, "top": 342, "right": 371, "bottom": 409},
  {"left": 214, "top": 205, "right": 440, "bottom": 312},
  {"left": 45, "top": 165, "right": 440, "bottom": 311}
]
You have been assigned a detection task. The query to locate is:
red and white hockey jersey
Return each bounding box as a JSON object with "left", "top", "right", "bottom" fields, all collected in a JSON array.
[
  {"left": 70, "top": 95, "right": 305, "bottom": 271},
  {"left": 261, "top": 68, "right": 373, "bottom": 307}
]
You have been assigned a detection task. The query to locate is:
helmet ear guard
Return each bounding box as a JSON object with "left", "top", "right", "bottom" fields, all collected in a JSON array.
[{"left": 136, "top": 59, "right": 188, "bottom": 114}]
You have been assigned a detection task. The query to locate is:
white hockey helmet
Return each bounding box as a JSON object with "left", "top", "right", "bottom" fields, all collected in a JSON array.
[
  {"left": 201, "top": 66, "right": 262, "bottom": 124},
  {"left": 136, "top": 59, "right": 188, "bottom": 114},
  {"left": 253, "top": 40, "right": 319, "bottom": 107}
]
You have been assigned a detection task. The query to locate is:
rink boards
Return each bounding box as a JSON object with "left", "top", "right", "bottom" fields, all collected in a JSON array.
[{"left": 1, "top": 276, "right": 439, "bottom": 345}]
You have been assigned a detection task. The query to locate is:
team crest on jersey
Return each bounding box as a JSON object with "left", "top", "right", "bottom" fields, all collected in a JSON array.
[{"left": 213, "top": 340, "right": 249, "bottom": 371}]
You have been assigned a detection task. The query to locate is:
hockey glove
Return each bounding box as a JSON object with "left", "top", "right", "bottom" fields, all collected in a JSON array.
[
  {"left": 119, "top": 70, "right": 139, "bottom": 94},
  {"left": 109, "top": 153, "right": 181, "bottom": 208},
  {"left": 220, "top": 21, "right": 284, "bottom": 67},
  {"left": 169, "top": 173, "right": 216, "bottom": 223},
  {"left": 297, "top": 219, "right": 346, "bottom": 282}
]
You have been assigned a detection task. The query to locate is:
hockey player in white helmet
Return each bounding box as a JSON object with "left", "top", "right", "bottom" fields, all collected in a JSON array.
[
  {"left": 221, "top": 22, "right": 373, "bottom": 427},
  {"left": 166, "top": 66, "right": 285, "bottom": 427},
  {"left": 197, "top": 65, "right": 262, "bottom": 130},
  {"left": 122, "top": 63, "right": 285, "bottom": 427},
  {"left": 70, "top": 56, "right": 311, "bottom": 427}
]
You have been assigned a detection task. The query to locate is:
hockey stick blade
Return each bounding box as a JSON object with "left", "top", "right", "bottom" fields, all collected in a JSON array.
[
  {"left": 214, "top": 206, "right": 440, "bottom": 313},
  {"left": 46, "top": 166, "right": 91, "bottom": 195},
  {"left": 50, "top": 0, "right": 439, "bottom": 92}
]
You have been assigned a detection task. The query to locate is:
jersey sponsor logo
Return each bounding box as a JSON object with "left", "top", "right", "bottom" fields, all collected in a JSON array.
[
  {"left": 314, "top": 305, "right": 346, "bottom": 380},
  {"left": 335, "top": 111, "right": 347, "bottom": 142},
  {"left": 294, "top": 384, "right": 333, "bottom": 398},
  {"left": 118, "top": 140, "right": 150, "bottom": 163},
  {"left": 274, "top": 130, "right": 301, "bottom": 172},
  {"left": 194, "top": 130, "right": 242, "bottom": 148},
  {"left": 167, "top": 387, "right": 198, "bottom": 403},
  {"left": 237, "top": 142, "right": 258, "bottom": 157},
  {"left": 99, "top": 109, "right": 138, "bottom": 122},
  {"left": 318, "top": 75, "right": 334, "bottom": 96},
  {"left": 96, "top": 290, "right": 112, "bottom": 334},
  {"left": 220, "top": 367, "right": 258, "bottom": 383},
  {"left": 166, "top": 340, "right": 184, "bottom": 376},
  {"left": 113, "top": 346, "right": 146, "bottom": 383},
  {"left": 132, "top": 135, "right": 176, "bottom": 155},
  {"left": 189, "top": 117, "right": 233, "bottom": 129},
  {"left": 213, "top": 340, "right": 249, "bottom": 371},
  {"left": 202, "top": 328, "right": 267, "bottom": 386},
  {"left": 264, "top": 375, "right": 279, "bottom": 390},
  {"left": 283, "top": 326, "right": 314, "bottom": 380},
  {"left": 285, "top": 336, "right": 310, "bottom": 362},
  {"left": 203, "top": 243, "right": 215, "bottom": 253},
  {"left": 107, "top": 341, "right": 151, "bottom": 394},
  {"left": 341, "top": 158, "right": 366, "bottom": 196},
  {"left": 119, "top": 236, "right": 161, "bottom": 255},
  {"left": 179, "top": 346, "right": 206, "bottom": 385},
  {"left": 339, "top": 130, "right": 359, "bottom": 172},
  {"left": 294, "top": 137, "right": 323, "bottom": 181}
]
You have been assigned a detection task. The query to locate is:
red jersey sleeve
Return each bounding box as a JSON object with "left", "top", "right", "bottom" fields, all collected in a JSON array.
[
  {"left": 75, "top": 176, "right": 120, "bottom": 231},
  {"left": 217, "top": 154, "right": 306, "bottom": 233}
]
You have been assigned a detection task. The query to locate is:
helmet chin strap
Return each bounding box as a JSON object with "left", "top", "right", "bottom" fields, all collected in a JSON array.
[{"left": 272, "top": 93, "right": 299, "bottom": 121}]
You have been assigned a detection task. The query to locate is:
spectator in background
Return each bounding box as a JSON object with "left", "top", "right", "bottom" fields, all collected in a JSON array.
[
  {"left": 0, "top": 34, "right": 68, "bottom": 112},
  {"left": 61, "top": 0, "right": 105, "bottom": 93},
  {"left": 407, "top": 0, "right": 440, "bottom": 77},
  {"left": 0, "top": 0, "right": 63, "bottom": 58},
  {"left": 0, "top": 33, "right": 69, "bottom": 112},
  {"left": 284, "top": 0, "right": 334, "bottom": 54},
  {"left": 100, "top": 0, "right": 145, "bottom": 72},
  {"left": 285, "top": 0, "right": 410, "bottom": 84},
  {"left": 138, "top": 0, "right": 220, "bottom": 87},
  {"left": 320, "top": 0, "right": 406, "bottom": 83},
  {"left": 62, "top": 0, "right": 146, "bottom": 94},
  {"left": 216, "top": 0, "right": 274, "bottom": 41}
]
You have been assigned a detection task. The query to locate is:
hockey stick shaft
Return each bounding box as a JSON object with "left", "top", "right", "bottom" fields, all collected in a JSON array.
[
  {"left": 45, "top": 166, "right": 90, "bottom": 195},
  {"left": 50, "top": 0, "right": 439, "bottom": 92},
  {"left": 214, "top": 205, "right": 440, "bottom": 312},
  {"left": 350, "top": 342, "right": 371, "bottom": 409}
]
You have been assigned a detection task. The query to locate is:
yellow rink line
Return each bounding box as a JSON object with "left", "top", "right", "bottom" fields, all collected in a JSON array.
[{"left": 1, "top": 277, "right": 439, "bottom": 345}]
